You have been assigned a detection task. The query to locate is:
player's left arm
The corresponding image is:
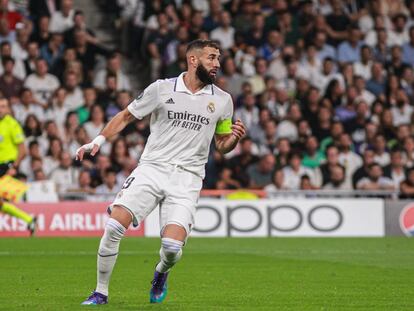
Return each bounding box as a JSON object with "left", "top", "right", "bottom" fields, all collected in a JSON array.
[{"left": 214, "top": 119, "right": 246, "bottom": 154}]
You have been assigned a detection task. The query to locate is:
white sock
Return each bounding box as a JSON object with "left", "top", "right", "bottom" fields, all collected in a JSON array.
[
  {"left": 156, "top": 238, "right": 184, "bottom": 273},
  {"left": 96, "top": 218, "right": 126, "bottom": 296}
]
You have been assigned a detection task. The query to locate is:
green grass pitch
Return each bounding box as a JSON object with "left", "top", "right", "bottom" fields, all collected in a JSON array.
[{"left": 0, "top": 237, "right": 413, "bottom": 310}]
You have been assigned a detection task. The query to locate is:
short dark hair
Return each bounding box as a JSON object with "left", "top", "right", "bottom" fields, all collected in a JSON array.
[{"left": 186, "top": 39, "right": 220, "bottom": 54}]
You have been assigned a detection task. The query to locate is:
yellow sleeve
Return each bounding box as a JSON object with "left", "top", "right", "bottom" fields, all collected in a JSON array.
[
  {"left": 215, "top": 118, "right": 232, "bottom": 134},
  {"left": 10, "top": 118, "right": 25, "bottom": 145}
]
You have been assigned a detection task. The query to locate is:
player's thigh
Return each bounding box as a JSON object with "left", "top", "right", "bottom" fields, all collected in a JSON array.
[
  {"left": 110, "top": 164, "right": 164, "bottom": 227},
  {"left": 160, "top": 170, "right": 202, "bottom": 239}
]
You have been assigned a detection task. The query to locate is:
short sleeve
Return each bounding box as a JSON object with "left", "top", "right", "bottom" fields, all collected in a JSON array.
[
  {"left": 127, "top": 80, "right": 160, "bottom": 119},
  {"left": 11, "top": 118, "right": 24, "bottom": 144},
  {"left": 215, "top": 95, "right": 234, "bottom": 134}
]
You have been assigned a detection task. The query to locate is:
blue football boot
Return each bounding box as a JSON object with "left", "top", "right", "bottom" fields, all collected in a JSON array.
[
  {"left": 149, "top": 271, "right": 169, "bottom": 303},
  {"left": 81, "top": 291, "right": 108, "bottom": 305}
]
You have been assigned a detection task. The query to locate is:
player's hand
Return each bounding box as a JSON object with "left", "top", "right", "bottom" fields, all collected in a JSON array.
[
  {"left": 231, "top": 119, "right": 246, "bottom": 140},
  {"left": 75, "top": 135, "right": 106, "bottom": 161}
]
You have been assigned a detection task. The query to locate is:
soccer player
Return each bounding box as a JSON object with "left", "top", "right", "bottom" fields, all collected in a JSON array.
[
  {"left": 0, "top": 98, "right": 36, "bottom": 235},
  {"left": 78, "top": 39, "right": 246, "bottom": 305}
]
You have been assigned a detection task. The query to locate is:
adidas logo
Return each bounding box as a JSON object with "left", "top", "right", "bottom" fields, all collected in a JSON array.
[{"left": 165, "top": 98, "right": 175, "bottom": 104}]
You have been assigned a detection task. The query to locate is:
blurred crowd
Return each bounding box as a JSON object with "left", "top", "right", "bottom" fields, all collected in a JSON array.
[{"left": 5, "top": 0, "right": 414, "bottom": 199}]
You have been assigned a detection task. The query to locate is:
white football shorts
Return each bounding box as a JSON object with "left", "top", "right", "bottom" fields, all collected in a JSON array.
[{"left": 108, "top": 162, "right": 203, "bottom": 235}]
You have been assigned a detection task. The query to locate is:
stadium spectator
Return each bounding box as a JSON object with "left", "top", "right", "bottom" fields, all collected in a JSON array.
[
  {"left": 62, "top": 69, "right": 83, "bottom": 110},
  {"left": 282, "top": 152, "right": 316, "bottom": 190},
  {"left": 356, "top": 162, "right": 395, "bottom": 191},
  {"left": 246, "top": 153, "right": 275, "bottom": 189},
  {"left": 338, "top": 132, "right": 363, "bottom": 179},
  {"left": 83, "top": 104, "right": 105, "bottom": 140},
  {"left": 50, "top": 150, "right": 79, "bottom": 192},
  {"left": 24, "top": 57, "right": 60, "bottom": 107},
  {"left": 383, "top": 148, "right": 406, "bottom": 189},
  {"left": 210, "top": 11, "right": 234, "bottom": 51},
  {"left": 95, "top": 168, "right": 121, "bottom": 199},
  {"left": 216, "top": 167, "right": 241, "bottom": 190},
  {"left": 40, "top": 32, "right": 65, "bottom": 69},
  {"left": 264, "top": 168, "right": 286, "bottom": 196},
  {"left": 93, "top": 52, "right": 131, "bottom": 91},
  {"left": 49, "top": 0, "right": 74, "bottom": 33},
  {"left": 322, "top": 164, "right": 349, "bottom": 190},
  {"left": 372, "top": 134, "right": 391, "bottom": 166},
  {"left": 400, "top": 167, "right": 414, "bottom": 198},
  {"left": 30, "top": 15, "right": 51, "bottom": 46},
  {"left": 0, "top": 56, "right": 23, "bottom": 101},
  {"left": 302, "top": 135, "right": 326, "bottom": 169},
  {"left": 12, "top": 88, "right": 44, "bottom": 124},
  {"left": 23, "top": 41, "right": 39, "bottom": 76}
]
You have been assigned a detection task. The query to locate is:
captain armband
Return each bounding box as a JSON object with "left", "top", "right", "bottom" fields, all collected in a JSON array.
[{"left": 215, "top": 118, "right": 232, "bottom": 134}]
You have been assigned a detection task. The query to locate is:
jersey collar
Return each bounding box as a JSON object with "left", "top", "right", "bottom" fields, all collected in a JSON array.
[{"left": 174, "top": 72, "right": 214, "bottom": 95}]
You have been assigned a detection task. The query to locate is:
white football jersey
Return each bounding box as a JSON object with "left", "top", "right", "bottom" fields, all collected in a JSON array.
[{"left": 127, "top": 72, "right": 233, "bottom": 178}]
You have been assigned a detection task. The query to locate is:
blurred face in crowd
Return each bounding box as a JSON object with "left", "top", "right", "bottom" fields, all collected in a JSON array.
[
  {"left": 223, "top": 57, "right": 236, "bottom": 76},
  {"left": 277, "top": 138, "right": 290, "bottom": 155},
  {"left": 374, "top": 135, "right": 386, "bottom": 152},
  {"left": 116, "top": 91, "right": 131, "bottom": 109},
  {"left": 79, "top": 171, "right": 91, "bottom": 188},
  {"left": 0, "top": 98, "right": 9, "bottom": 119},
  {"left": 39, "top": 16, "right": 49, "bottom": 32},
  {"left": 288, "top": 103, "right": 302, "bottom": 122},
  {"left": 361, "top": 46, "right": 372, "bottom": 63},
  {"left": 326, "top": 146, "right": 339, "bottom": 165},
  {"left": 272, "top": 169, "right": 284, "bottom": 188},
  {"left": 268, "top": 30, "right": 282, "bottom": 48},
  {"left": 305, "top": 136, "right": 318, "bottom": 155},
  {"left": 315, "top": 32, "right": 327, "bottom": 49},
  {"left": 240, "top": 138, "right": 253, "bottom": 155},
  {"left": 97, "top": 155, "right": 110, "bottom": 171},
  {"left": 365, "top": 122, "right": 378, "bottom": 142},
  {"left": 369, "top": 164, "right": 383, "bottom": 182},
  {"left": 331, "top": 122, "right": 344, "bottom": 139},
  {"left": 404, "top": 137, "right": 414, "bottom": 153},
  {"left": 3, "top": 59, "right": 13, "bottom": 74},
  {"left": 255, "top": 58, "right": 267, "bottom": 75},
  {"left": 264, "top": 120, "right": 277, "bottom": 138},
  {"left": 338, "top": 133, "right": 352, "bottom": 151},
  {"left": 35, "top": 59, "right": 48, "bottom": 76},
  {"left": 60, "top": 152, "right": 72, "bottom": 168},
  {"left": 298, "top": 120, "right": 311, "bottom": 137},
  {"left": 91, "top": 105, "right": 104, "bottom": 123},
  {"left": 45, "top": 121, "right": 59, "bottom": 137},
  {"left": 290, "top": 154, "right": 301, "bottom": 170},
  {"left": 244, "top": 93, "right": 256, "bottom": 109},
  {"left": 104, "top": 171, "right": 117, "bottom": 188},
  {"left": 62, "top": 0, "right": 73, "bottom": 16},
  {"left": 220, "top": 11, "right": 232, "bottom": 28},
  {"left": 21, "top": 89, "right": 33, "bottom": 105},
  {"left": 259, "top": 154, "right": 275, "bottom": 173},
  {"left": 363, "top": 149, "right": 375, "bottom": 166},
  {"left": 330, "top": 165, "right": 345, "bottom": 186},
  {"left": 397, "top": 125, "right": 410, "bottom": 142},
  {"left": 391, "top": 151, "right": 404, "bottom": 168},
  {"left": 27, "top": 42, "right": 39, "bottom": 59},
  {"left": 83, "top": 88, "right": 96, "bottom": 106},
  {"left": 65, "top": 72, "right": 78, "bottom": 91}
]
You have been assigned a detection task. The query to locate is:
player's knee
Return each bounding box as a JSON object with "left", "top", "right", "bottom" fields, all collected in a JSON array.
[
  {"left": 160, "top": 238, "right": 183, "bottom": 263},
  {"left": 99, "top": 218, "right": 126, "bottom": 256}
]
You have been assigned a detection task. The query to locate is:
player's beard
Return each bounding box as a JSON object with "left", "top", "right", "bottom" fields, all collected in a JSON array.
[{"left": 196, "top": 63, "right": 215, "bottom": 85}]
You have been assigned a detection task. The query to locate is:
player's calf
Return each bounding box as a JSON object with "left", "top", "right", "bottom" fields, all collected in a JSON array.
[{"left": 150, "top": 238, "right": 184, "bottom": 303}]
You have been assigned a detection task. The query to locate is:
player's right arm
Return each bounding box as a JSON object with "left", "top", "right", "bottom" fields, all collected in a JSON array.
[
  {"left": 76, "top": 108, "right": 135, "bottom": 160},
  {"left": 76, "top": 80, "right": 160, "bottom": 161}
]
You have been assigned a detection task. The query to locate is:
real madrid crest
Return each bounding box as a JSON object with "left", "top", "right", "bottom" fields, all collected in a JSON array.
[{"left": 207, "top": 102, "right": 215, "bottom": 113}]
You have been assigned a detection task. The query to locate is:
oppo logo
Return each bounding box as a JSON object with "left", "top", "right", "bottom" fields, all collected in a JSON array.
[{"left": 193, "top": 204, "right": 343, "bottom": 236}]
